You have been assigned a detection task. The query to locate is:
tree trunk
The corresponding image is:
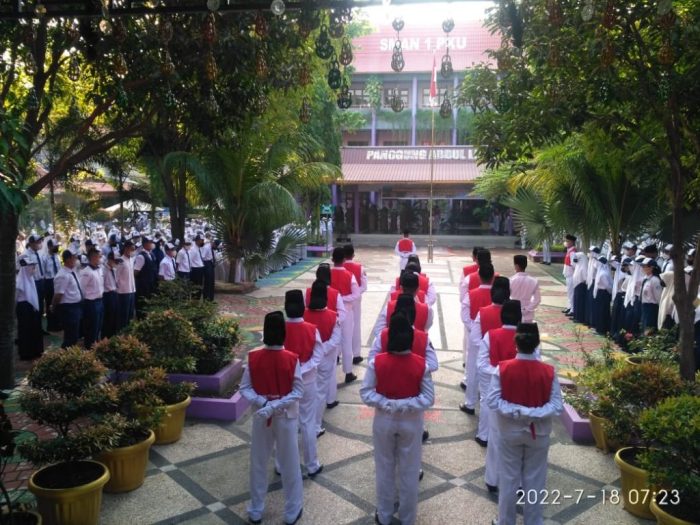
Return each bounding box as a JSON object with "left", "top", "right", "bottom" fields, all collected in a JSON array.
[{"left": 0, "top": 210, "right": 19, "bottom": 389}]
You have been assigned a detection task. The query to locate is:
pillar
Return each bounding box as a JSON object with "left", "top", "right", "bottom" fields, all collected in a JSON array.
[
  {"left": 331, "top": 184, "right": 338, "bottom": 206},
  {"left": 411, "top": 76, "right": 418, "bottom": 146},
  {"left": 452, "top": 77, "right": 459, "bottom": 146},
  {"left": 354, "top": 188, "right": 360, "bottom": 234},
  {"left": 371, "top": 110, "right": 377, "bottom": 146}
]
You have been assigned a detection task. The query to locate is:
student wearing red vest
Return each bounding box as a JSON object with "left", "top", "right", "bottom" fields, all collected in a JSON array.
[
  {"left": 394, "top": 229, "right": 417, "bottom": 271},
  {"left": 460, "top": 248, "right": 493, "bottom": 301},
  {"left": 330, "top": 247, "right": 361, "bottom": 384},
  {"left": 509, "top": 255, "right": 541, "bottom": 323},
  {"left": 470, "top": 277, "right": 511, "bottom": 442},
  {"left": 405, "top": 256, "right": 436, "bottom": 306},
  {"left": 343, "top": 244, "right": 367, "bottom": 365},
  {"left": 303, "top": 281, "right": 342, "bottom": 435},
  {"left": 459, "top": 262, "right": 495, "bottom": 407},
  {"left": 239, "top": 312, "right": 304, "bottom": 525},
  {"left": 486, "top": 323, "right": 563, "bottom": 525},
  {"left": 360, "top": 313, "right": 435, "bottom": 525},
  {"left": 283, "top": 290, "right": 325, "bottom": 478},
  {"left": 375, "top": 273, "right": 433, "bottom": 336},
  {"left": 477, "top": 300, "right": 521, "bottom": 492},
  {"left": 462, "top": 246, "right": 483, "bottom": 279},
  {"left": 563, "top": 234, "right": 577, "bottom": 316},
  {"left": 305, "top": 263, "right": 346, "bottom": 324}
]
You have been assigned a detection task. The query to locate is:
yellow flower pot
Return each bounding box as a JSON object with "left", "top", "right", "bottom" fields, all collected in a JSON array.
[
  {"left": 28, "top": 460, "right": 110, "bottom": 525},
  {"left": 650, "top": 496, "right": 696, "bottom": 525},
  {"left": 614, "top": 447, "right": 654, "bottom": 520},
  {"left": 6, "top": 510, "right": 43, "bottom": 524},
  {"left": 153, "top": 396, "right": 191, "bottom": 445},
  {"left": 625, "top": 356, "right": 646, "bottom": 366},
  {"left": 96, "top": 430, "right": 155, "bottom": 493},
  {"left": 588, "top": 411, "right": 618, "bottom": 453}
]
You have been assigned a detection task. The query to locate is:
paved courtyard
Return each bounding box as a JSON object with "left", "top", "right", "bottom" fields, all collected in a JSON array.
[{"left": 13, "top": 247, "right": 649, "bottom": 524}]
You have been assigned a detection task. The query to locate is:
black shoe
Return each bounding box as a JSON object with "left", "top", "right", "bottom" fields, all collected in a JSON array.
[
  {"left": 486, "top": 483, "right": 498, "bottom": 494},
  {"left": 317, "top": 428, "right": 326, "bottom": 438},
  {"left": 337, "top": 356, "right": 340, "bottom": 364},
  {"left": 475, "top": 437, "right": 488, "bottom": 448},
  {"left": 352, "top": 356, "right": 364, "bottom": 365},
  {"left": 462, "top": 362, "right": 465, "bottom": 368},
  {"left": 308, "top": 465, "right": 323, "bottom": 478},
  {"left": 459, "top": 381, "right": 466, "bottom": 391},
  {"left": 326, "top": 401, "right": 339, "bottom": 410},
  {"left": 275, "top": 468, "right": 281, "bottom": 476},
  {"left": 344, "top": 373, "right": 357, "bottom": 384},
  {"left": 562, "top": 308, "right": 570, "bottom": 314},
  {"left": 459, "top": 404, "right": 475, "bottom": 415},
  {"left": 419, "top": 469, "right": 424, "bottom": 481},
  {"left": 249, "top": 518, "right": 262, "bottom": 525},
  {"left": 374, "top": 511, "right": 387, "bottom": 525},
  {"left": 422, "top": 429, "right": 429, "bottom": 442},
  {"left": 285, "top": 508, "right": 303, "bottom": 525}
]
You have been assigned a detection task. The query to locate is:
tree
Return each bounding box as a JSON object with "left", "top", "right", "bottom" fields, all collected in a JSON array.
[{"left": 460, "top": 0, "right": 700, "bottom": 380}]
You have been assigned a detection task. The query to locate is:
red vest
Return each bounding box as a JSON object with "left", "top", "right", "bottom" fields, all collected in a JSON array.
[
  {"left": 330, "top": 267, "right": 353, "bottom": 296},
  {"left": 488, "top": 327, "right": 517, "bottom": 367},
  {"left": 248, "top": 348, "right": 299, "bottom": 399},
  {"left": 499, "top": 359, "right": 554, "bottom": 408},
  {"left": 478, "top": 304, "right": 503, "bottom": 337},
  {"left": 379, "top": 327, "right": 428, "bottom": 358},
  {"left": 468, "top": 287, "right": 492, "bottom": 320},
  {"left": 387, "top": 299, "right": 428, "bottom": 331},
  {"left": 303, "top": 309, "right": 337, "bottom": 342},
  {"left": 284, "top": 322, "right": 317, "bottom": 364},
  {"left": 305, "top": 286, "right": 339, "bottom": 313},
  {"left": 564, "top": 246, "right": 575, "bottom": 267},
  {"left": 463, "top": 263, "right": 478, "bottom": 277},
  {"left": 390, "top": 288, "right": 426, "bottom": 303},
  {"left": 398, "top": 238, "right": 413, "bottom": 252},
  {"left": 343, "top": 261, "right": 363, "bottom": 286},
  {"left": 468, "top": 272, "right": 498, "bottom": 291},
  {"left": 375, "top": 352, "right": 425, "bottom": 399},
  {"left": 395, "top": 274, "right": 429, "bottom": 293}
]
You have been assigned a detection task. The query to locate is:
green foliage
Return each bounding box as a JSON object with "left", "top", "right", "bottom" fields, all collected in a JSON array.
[
  {"left": 365, "top": 76, "right": 383, "bottom": 111},
  {"left": 143, "top": 279, "right": 217, "bottom": 329},
  {"left": 197, "top": 317, "right": 240, "bottom": 375},
  {"left": 129, "top": 368, "right": 194, "bottom": 406},
  {"left": 627, "top": 327, "right": 681, "bottom": 366},
  {"left": 0, "top": 111, "right": 31, "bottom": 215},
  {"left": 93, "top": 335, "right": 151, "bottom": 373},
  {"left": 639, "top": 395, "right": 700, "bottom": 520},
  {"left": 243, "top": 226, "right": 307, "bottom": 283}
]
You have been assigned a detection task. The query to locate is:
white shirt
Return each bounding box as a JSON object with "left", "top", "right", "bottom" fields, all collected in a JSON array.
[
  {"left": 79, "top": 265, "right": 104, "bottom": 300},
  {"left": 368, "top": 329, "right": 439, "bottom": 372},
  {"left": 189, "top": 245, "right": 204, "bottom": 268},
  {"left": 43, "top": 253, "right": 61, "bottom": 279},
  {"left": 563, "top": 246, "right": 576, "bottom": 277},
  {"left": 373, "top": 297, "right": 434, "bottom": 338},
  {"left": 200, "top": 243, "right": 214, "bottom": 263},
  {"left": 54, "top": 266, "right": 83, "bottom": 304},
  {"left": 176, "top": 248, "right": 191, "bottom": 273},
  {"left": 159, "top": 256, "right": 177, "bottom": 281},
  {"left": 286, "top": 318, "right": 324, "bottom": 382},
  {"left": 360, "top": 357, "right": 435, "bottom": 413},
  {"left": 116, "top": 255, "right": 136, "bottom": 294},
  {"left": 25, "top": 248, "right": 45, "bottom": 281},
  {"left": 641, "top": 275, "right": 663, "bottom": 304},
  {"left": 103, "top": 263, "right": 119, "bottom": 293},
  {"left": 133, "top": 250, "right": 153, "bottom": 272},
  {"left": 509, "top": 272, "right": 541, "bottom": 323},
  {"left": 394, "top": 239, "right": 417, "bottom": 270}
]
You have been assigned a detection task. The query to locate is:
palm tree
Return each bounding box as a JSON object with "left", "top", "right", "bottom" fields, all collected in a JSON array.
[{"left": 192, "top": 129, "right": 340, "bottom": 283}]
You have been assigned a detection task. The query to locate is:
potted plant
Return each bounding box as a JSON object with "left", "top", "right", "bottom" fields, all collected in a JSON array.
[
  {"left": 625, "top": 327, "right": 680, "bottom": 367},
  {"left": 606, "top": 363, "right": 687, "bottom": 519},
  {"left": 92, "top": 336, "right": 160, "bottom": 493},
  {"left": 1, "top": 403, "right": 42, "bottom": 525},
  {"left": 18, "top": 348, "right": 116, "bottom": 525},
  {"left": 639, "top": 394, "right": 699, "bottom": 525}
]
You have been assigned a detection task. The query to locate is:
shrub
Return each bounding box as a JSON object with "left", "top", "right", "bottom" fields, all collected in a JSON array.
[
  {"left": 93, "top": 335, "right": 151, "bottom": 375},
  {"left": 143, "top": 279, "right": 216, "bottom": 330},
  {"left": 626, "top": 326, "right": 680, "bottom": 365},
  {"left": 129, "top": 368, "right": 195, "bottom": 406},
  {"left": 639, "top": 395, "right": 700, "bottom": 522},
  {"left": 197, "top": 317, "right": 239, "bottom": 375}
]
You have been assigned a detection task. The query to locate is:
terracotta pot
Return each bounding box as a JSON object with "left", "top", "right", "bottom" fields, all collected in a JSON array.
[
  {"left": 96, "top": 430, "right": 155, "bottom": 493},
  {"left": 614, "top": 447, "right": 654, "bottom": 519},
  {"left": 153, "top": 396, "right": 191, "bottom": 445}
]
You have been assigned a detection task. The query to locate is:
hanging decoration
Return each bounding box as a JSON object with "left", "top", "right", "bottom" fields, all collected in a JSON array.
[
  {"left": 601, "top": 39, "right": 615, "bottom": 67},
  {"left": 34, "top": 2, "right": 46, "bottom": 16},
  {"left": 390, "top": 88, "right": 404, "bottom": 112},
  {"left": 207, "top": 0, "right": 220, "bottom": 11},
  {"left": 68, "top": 54, "right": 81, "bottom": 81},
  {"left": 204, "top": 51, "right": 218, "bottom": 81},
  {"left": 255, "top": 11, "right": 269, "bottom": 38},
  {"left": 315, "top": 24, "right": 334, "bottom": 59},
  {"left": 439, "top": 90, "right": 452, "bottom": 119},
  {"left": 547, "top": 44, "right": 560, "bottom": 67},
  {"left": 65, "top": 24, "right": 80, "bottom": 44},
  {"left": 337, "top": 78, "right": 352, "bottom": 109},
  {"left": 27, "top": 88, "right": 39, "bottom": 110},
  {"left": 581, "top": 0, "right": 595, "bottom": 22},
  {"left": 658, "top": 40, "right": 674, "bottom": 65},
  {"left": 114, "top": 53, "right": 128, "bottom": 77},
  {"left": 327, "top": 53, "right": 342, "bottom": 90},
  {"left": 204, "top": 89, "right": 219, "bottom": 114},
  {"left": 657, "top": 0, "right": 673, "bottom": 16},
  {"left": 163, "top": 88, "right": 177, "bottom": 109},
  {"left": 112, "top": 19, "right": 127, "bottom": 44},
  {"left": 547, "top": 0, "right": 563, "bottom": 28},
  {"left": 202, "top": 13, "right": 217, "bottom": 45},
  {"left": 658, "top": 10, "right": 676, "bottom": 30},
  {"left": 299, "top": 97, "right": 311, "bottom": 123},
  {"left": 442, "top": 18, "right": 454, "bottom": 33},
  {"left": 602, "top": 0, "right": 616, "bottom": 29},
  {"left": 271, "top": 0, "right": 285, "bottom": 17},
  {"left": 159, "top": 19, "right": 174, "bottom": 43},
  {"left": 391, "top": 18, "right": 405, "bottom": 72},
  {"left": 24, "top": 53, "right": 37, "bottom": 76},
  {"left": 329, "top": 9, "right": 345, "bottom": 38},
  {"left": 440, "top": 17, "right": 453, "bottom": 78},
  {"left": 256, "top": 51, "right": 268, "bottom": 80},
  {"left": 99, "top": 19, "right": 113, "bottom": 35},
  {"left": 299, "top": 7, "right": 320, "bottom": 39},
  {"left": 339, "top": 37, "right": 353, "bottom": 66},
  {"left": 298, "top": 62, "right": 311, "bottom": 86},
  {"left": 161, "top": 50, "right": 176, "bottom": 77}
]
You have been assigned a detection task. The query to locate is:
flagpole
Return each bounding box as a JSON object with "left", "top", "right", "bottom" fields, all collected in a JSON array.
[{"left": 428, "top": 98, "right": 435, "bottom": 263}]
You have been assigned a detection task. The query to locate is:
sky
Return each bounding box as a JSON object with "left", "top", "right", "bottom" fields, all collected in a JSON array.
[{"left": 361, "top": 1, "right": 495, "bottom": 25}]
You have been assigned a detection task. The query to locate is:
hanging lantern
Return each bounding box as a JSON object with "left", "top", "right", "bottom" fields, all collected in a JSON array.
[
  {"left": 112, "top": 19, "right": 127, "bottom": 44},
  {"left": 391, "top": 41, "right": 405, "bottom": 72},
  {"left": 66, "top": 24, "right": 80, "bottom": 44},
  {"left": 547, "top": 0, "right": 563, "bottom": 27},
  {"left": 255, "top": 11, "right": 269, "bottom": 38},
  {"left": 315, "top": 25, "right": 333, "bottom": 59},
  {"left": 114, "top": 53, "right": 128, "bottom": 77},
  {"left": 442, "top": 18, "right": 454, "bottom": 33},
  {"left": 207, "top": 0, "right": 221, "bottom": 11},
  {"left": 337, "top": 80, "right": 352, "bottom": 109},
  {"left": 658, "top": 41, "right": 674, "bottom": 65},
  {"left": 547, "top": 44, "right": 560, "bottom": 67},
  {"left": 163, "top": 88, "right": 177, "bottom": 109},
  {"left": 202, "top": 13, "right": 217, "bottom": 45},
  {"left": 392, "top": 17, "right": 404, "bottom": 32},
  {"left": 204, "top": 51, "right": 218, "bottom": 81},
  {"left": 329, "top": 10, "right": 345, "bottom": 38},
  {"left": 439, "top": 90, "right": 452, "bottom": 119},
  {"left": 27, "top": 88, "right": 39, "bottom": 110},
  {"left": 657, "top": 73, "right": 671, "bottom": 101},
  {"left": 390, "top": 88, "right": 404, "bottom": 112},
  {"left": 440, "top": 48, "right": 453, "bottom": 78},
  {"left": 581, "top": 0, "right": 595, "bottom": 22},
  {"left": 256, "top": 52, "right": 268, "bottom": 80},
  {"left": 115, "top": 83, "right": 128, "bottom": 107},
  {"left": 68, "top": 54, "right": 81, "bottom": 81},
  {"left": 299, "top": 7, "right": 320, "bottom": 38},
  {"left": 161, "top": 50, "right": 176, "bottom": 77},
  {"left": 327, "top": 56, "right": 342, "bottom": 90},
  {"left": 299, "top": 97, "right": 311, "bottom": 123},
  {"left": 658, "top": 11, "right": 676, "bottom": 30},
  {"left": 99, "top": 19, "right": 113, "bottom": 35},
  {"left": 602, "top": 1, "right": 616, "bottom": 29},
  {"left": 35, "top": 3, "right": 47, "bottom": 16},
  {"left": 204, "top": 90, "right": 219, "bottom": 114},
  {"left": 298, "top": 62, "right": 311, "bottom": 86},
  {"left": 24, "top": 53, "right": 37, "bottom": 76},
  {"left": 601, "top": 39, "right": 615, "bottom": 67},
  {"left": 339, "top": 37, "right": 353, "bottom": 66},
  {"left": 159, "top": 19, "right": 174, "bottom": 44}
]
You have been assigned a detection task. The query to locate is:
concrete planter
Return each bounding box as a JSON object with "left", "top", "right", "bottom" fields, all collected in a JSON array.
[
  {"left": 167, "top": 359, "right": 243, "bottom": 396},
  {"left": 528, "top": 250, "right": 566, "bottom": 264},
  {"left": 307, "top": 245, "right": 331, "bottom": 258},
  {"left": 560, "top": 403, "right": 594, "bottom": 444},
  {"left": 186, "top": 391, "right": 250, "bottom": 421}
]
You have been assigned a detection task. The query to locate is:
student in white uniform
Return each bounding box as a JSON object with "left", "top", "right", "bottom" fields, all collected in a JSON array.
[
  {"left": 487, "top": 323, "right": 563, "bottom": 525},
  {"left": 116, "top": 241, "right": 136, "bottom": 330},
  {"left": 15, "top": 254, "right": 44, "bottom": 360},
  {"left": 330, "top": 247, "right": 360, "bottom": 383},
  {"left": 158, "top": 243, "right": 178, "bottom": 281},
  {"left": 102, "top": 252, "right": 120, "bottom": 339},
  {"left": 239, "top": 312, "right": 304, "bottom": 525},
  {"left": 509, "top": 255, "right": 541, "bottom": 323},
  {"left": 342, "top": 244, "right": 367, "bottom": 364},
  {"left": 640, "top": 258, "right": 664, "bottom": 335},
  {"left": 562, "top": 234, "right": 577, "bottom": 315},
  {"left": 189, "top": 235, "right": 205, "bottom": 296},
  {"left": 394, "top": 230, "right": 417, "bottom": 271},
  {"left": 51, "top": 249, "right": 84, "bottom": 348},
  {"left": 360, "top": 313, "right": 435, "bottom": 525},
  {"left": 175, "top": 239, "right": 192, "bottom": 279},
  {"left": 80, "top": 248, "right": 104, "bottom": 349},
  {"left": 43, "top": 239, "right": 62, "bottom": 331}
]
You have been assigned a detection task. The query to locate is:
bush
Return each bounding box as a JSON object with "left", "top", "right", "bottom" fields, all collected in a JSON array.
[
  {"left": 626, "top": 326, "right": 680, "bottom": 365},
  {"left": 143, "top": 279, "right": 216, "bottom": 330},
  {"left": 129, "top": 368, "right": 195, "bottom": 406},
  {"left": 93, "top": 335, "right": 151, "bottom": 375},
  {"left": 197, "top": 317, "right": 239, "bottom": 375},
  {"left": 639, "top": 395, "right": 700, "bottom": 522}
]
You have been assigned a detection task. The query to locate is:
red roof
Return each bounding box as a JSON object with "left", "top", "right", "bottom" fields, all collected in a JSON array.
[
  {"left": 352, "top": 19, "right": 499, "bottom": 74},
  {"left": 340, "top": 146, "right": 482, "bottom": 184}
]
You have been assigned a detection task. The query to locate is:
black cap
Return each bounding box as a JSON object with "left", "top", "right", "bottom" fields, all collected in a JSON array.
[
  {"left": 477, "top": 249, "right": 492, "bottom": 265},
  {"left": 405, "top": 261, "right": 421, "bottom": 274},
  {"left": 387, "top": 312, "right": 414, "bottom": 353},
  {"left": 343, "top": 244, "right": 354, "bottom": 259},
  {"left": 263, "top": 311, "right": 285, "bottom": 346},
  {"left": 479, "top": 262, "right": 495, "bottom": 282},
  {"left": 514, "top": 254, "right": 527, "bottom": 269},
  {"left": 491, "top": 276, "right": 511, "bottom": 304},
  {"left": 316, "top": 263, "right": 331, "bottom": 285},
  {"left": 284, "top": 290, "right": 305, "bottom": 318},
  {"left": 309, "top": 280, "right": 328, "bottom": 310},
  {"left": 501, "top": 300, "right": 522, "bottom": 326},
  {"left": 394, "top": 293, "right": 416, "bottom": 325},
  {"left": 515, "top": 322, "right": 540, "bottom": 354},
  {"left": 332, "top": 247, "right": 345, "bottom": 264},
  {"left": 565, "top": 234, "right": 577, "bottom": 242},
  {"left": 400, "top": 271, "right": 419, "bottom": 291}
]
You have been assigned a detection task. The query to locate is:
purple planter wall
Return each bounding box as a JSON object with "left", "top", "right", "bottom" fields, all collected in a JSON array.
[
  {"left": 560, "top": 403, "right": 594, "bottom": 444},
  {"left": 187, "top": 391, "right": 250, "bottom": 421},
  {"left": 528, "top": 250, "right": 566, "bottom": 264},
  {"left": 167, "top": 359, "right": 243, "bottom": 396}
]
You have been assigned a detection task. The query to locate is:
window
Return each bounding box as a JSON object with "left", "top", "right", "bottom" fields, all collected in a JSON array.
[
  {"left": 347, "top": 140, "right": 369, "bottom": 146},
  {"left": 383, "top": 141, "right": 408, "bottom": 146},
  {"left": 383, "top": 88, "right": 409, "bottom": 108},
  {"left": 422, "top": 87, "right": 452, "bottom": 108},
  {"left": 349, "top": 88, "right": 368, "bottom": 107}
]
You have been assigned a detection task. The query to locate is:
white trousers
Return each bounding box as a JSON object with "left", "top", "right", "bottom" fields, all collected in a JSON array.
[
  {"left": 316, "top": 346, "right": 338, "bottom": 431},
  {"left": 340, "top": 306, "right": 355, "bottom": 374},
  {"left": 485, "top": 416, "right": 499, "bottom": 487},
  {"left": 299, "top": 377, "right": 320, "bottom": 472},
  {"left": 565, "top": 275, "right": 574, "bottom": 311},
  {"left": 464, "top": 335, "right": 479, "bottom": 408},
  {"left": 477, "top": 370, "right": 492, "bottom": 441},
  {"left": 542, "top": 241, "right": 551, "bottom": 263},
  {"left": 248, "top": 415, "right": 303, "bottom": 523},
  {"left": 497, "top": 430, "right": 550, "bottom": 525},
  {"left": 352, "top": 298, "right": 362, "bottom": 358},
  {"left": 373, "top": 410, "right": 424, "bottom": 525},
  {"left": 462, "top": 322, "right": 470, "bottom": 382}
]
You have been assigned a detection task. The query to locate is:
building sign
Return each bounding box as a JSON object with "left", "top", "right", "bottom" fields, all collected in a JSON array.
[
  {"left": 379, "top": 37, "right": 472, "bottom": 53},
  {"left": 363, "top": 147, "right": 476, "bottom": 162}
]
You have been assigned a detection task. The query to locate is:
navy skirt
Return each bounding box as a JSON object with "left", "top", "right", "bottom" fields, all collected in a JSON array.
[
  {"left": 593, "top": 290, "right": 612, "bottom": 335},
  {"left": 585, "top": 285, "right": 595, "bottom": 327},
  {"left": 573, "top": 283, "right": 588, "bottom": 323},
  {"left": 640, "top": 303, "right": 659, "bottom": 334},
  {"left": 610, "top": 292, "right": 626, "bottom": 338}
]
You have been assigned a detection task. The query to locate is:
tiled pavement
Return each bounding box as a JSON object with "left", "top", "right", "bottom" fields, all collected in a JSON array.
[{"left": 9, "top": 247, "right": 648, "bottom": 524}]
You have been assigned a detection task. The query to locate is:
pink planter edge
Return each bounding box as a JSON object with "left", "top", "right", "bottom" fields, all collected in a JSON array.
[
  {"left": 167, "top": 358, "right": 243, "bottom": 395},
  {"left": 186, "top": 391, "right": 250, "bottom": 421},
  {"left": 561, "top": 402, "right": 594, "bottom": 444}
]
